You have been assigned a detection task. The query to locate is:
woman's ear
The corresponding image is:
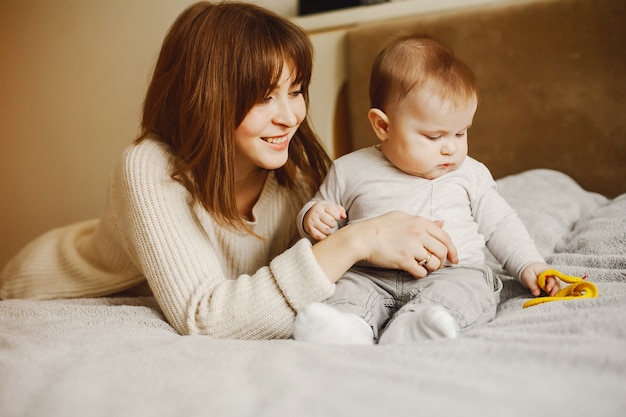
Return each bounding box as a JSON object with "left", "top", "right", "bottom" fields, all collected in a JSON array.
[{"left": 368, "top": 108, "right": 390, "bottom": 141}]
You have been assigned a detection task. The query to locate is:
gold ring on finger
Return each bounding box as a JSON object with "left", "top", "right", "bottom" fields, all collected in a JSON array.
[{"left": 418, "top": 252, "right": 432, "bottom": 266}]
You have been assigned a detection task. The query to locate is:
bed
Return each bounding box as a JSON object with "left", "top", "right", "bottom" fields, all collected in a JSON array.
[
  {"left": 1, "top": 0, "right": 625, "bottom": 416},
  {"left": 1, "top": 169, "right": 625, "bottom": 416}
]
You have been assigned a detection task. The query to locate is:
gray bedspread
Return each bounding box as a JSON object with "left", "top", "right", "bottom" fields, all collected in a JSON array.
[{"left": 1, "top": 169, "right": 625, "bottom": 417}]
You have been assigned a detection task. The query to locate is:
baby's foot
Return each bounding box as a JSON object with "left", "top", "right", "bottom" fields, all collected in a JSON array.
[
  {"left": 379, "top": 305, "right": 460, "bottom": 344},
  {"left": 293, "top": 303, "right": 374, "bottom": 345}
]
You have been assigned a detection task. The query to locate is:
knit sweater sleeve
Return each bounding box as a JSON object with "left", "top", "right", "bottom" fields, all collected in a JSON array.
[{"left": 111, "top": 140, "right": 334, "bottom": 338}]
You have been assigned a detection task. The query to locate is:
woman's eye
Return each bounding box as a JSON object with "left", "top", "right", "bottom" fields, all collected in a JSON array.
[
  {"left": 260, "top": 95, "right": 273, "bottom": 104},
  {"left": 290, "top": 87, "right": 304, "bottom": 97}
]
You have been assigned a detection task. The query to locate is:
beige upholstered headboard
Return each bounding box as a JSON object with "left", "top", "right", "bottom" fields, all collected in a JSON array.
[{"left": 343, "top": 0, "right": 626, "bottom": 197}]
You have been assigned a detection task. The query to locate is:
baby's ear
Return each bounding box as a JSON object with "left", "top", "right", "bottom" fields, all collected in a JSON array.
[{"left": 367, "top": 108, "right": 390, "bottom": 141}]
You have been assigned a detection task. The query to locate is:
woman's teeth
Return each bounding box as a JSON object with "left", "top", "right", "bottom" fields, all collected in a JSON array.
[{"left": 264, "top": 136, "right": 288, "bottom": 144}]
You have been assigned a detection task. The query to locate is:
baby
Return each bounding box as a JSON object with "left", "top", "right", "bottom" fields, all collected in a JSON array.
[{"left": 293, "top": 34, "right": 559, "bottom": 344}]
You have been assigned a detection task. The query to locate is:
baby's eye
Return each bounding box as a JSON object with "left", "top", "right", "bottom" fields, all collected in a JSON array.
[
  {"left": 425, "top": 134, "right": 441, "bottom": 140},
  {"left": 456, "top": 131, "right": 467, "bottom": 137}
]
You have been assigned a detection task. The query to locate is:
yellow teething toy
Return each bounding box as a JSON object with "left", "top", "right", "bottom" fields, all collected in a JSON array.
[{"left": 522, "top": 269, "right": 598, "bottom": 308}]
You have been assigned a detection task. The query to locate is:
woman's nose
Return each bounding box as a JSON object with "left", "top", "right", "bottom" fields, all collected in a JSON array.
[{"left": 273, "top": 98, "right": 301, "bottom": 127}]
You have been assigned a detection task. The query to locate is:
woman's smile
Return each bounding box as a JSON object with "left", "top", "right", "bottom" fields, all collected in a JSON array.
[{"left": 263, "top": 133, "right": 290, "bottom": 145}]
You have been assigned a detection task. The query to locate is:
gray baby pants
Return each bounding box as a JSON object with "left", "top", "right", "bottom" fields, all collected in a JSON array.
[{"left": 326, "top": 264, "right": 503, "bottom": 339}]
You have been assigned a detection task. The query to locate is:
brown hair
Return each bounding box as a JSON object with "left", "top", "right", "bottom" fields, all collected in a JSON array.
[
  {"left": 369, "top": 34, "right": 477, "bottom": 112},
  {"left": 138, "top": 1, "right": 330, "bottom": 231}
]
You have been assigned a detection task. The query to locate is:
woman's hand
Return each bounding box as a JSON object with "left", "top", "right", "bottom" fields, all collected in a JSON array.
[
  {"left": 360, "top": 211, "right": 457, "bottom": 278},
  {"left": 312, "top": 211, "right": 457, "bottom": 283}
]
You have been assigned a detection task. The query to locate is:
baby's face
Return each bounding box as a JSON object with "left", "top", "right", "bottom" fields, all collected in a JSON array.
[{"left": 379, "top": 90, "right": 477, "bottom": 179}]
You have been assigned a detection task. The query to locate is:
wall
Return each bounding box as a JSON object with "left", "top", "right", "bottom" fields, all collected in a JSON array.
[
  {"left": 294, "top": 0, "right": 514, "bottom": 157},
  {"left": 0, "top": 0, "right": 508, "bottom": 267},
  {"left": 0, "top": 1, "right": 189, "bottom": 267},
  {"left": 0, "top": 0, "right": 304, "bottom": 267}
]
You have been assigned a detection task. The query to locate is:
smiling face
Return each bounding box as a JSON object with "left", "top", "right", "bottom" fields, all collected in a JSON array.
[
  {"left": 233, "top": 62, "right": 306, "bottom": 177},
  {"left": 372, "top": 87, "right": 477, "bottom": 180}
]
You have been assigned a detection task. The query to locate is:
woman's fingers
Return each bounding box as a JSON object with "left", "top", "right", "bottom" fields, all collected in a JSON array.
[
  {"left": 423, "top": 220, "right": 458, "bottom": 264},
  {"left": 402, "top": 215, "right": 457, "bottom": 278},
  {"left": 421, "top": 237, "right": 447, "bottom": 268},
  {"left": 416, "top": 251, "right": 432, "bottom": 267},
  {"left": 402, "top": 258, "right": 428, "bottom": 279},
  {"left": 355, "top": 211, "right": 458, "bottom": 279},
  {"left": 409, "top": 249, "right": 441, "bottom": 279}
]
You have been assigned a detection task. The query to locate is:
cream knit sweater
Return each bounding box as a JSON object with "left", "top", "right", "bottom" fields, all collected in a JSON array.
[{"left": 0, "top": 139, "right": 335, "bottom": 339}]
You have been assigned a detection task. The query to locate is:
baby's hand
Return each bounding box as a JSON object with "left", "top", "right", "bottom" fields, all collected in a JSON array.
[
  {"left": 520, "top": 262, "right": 561, "bottom": 297},
  {"left": 303, "top": 201, "right": 347, "bottom": 241}
]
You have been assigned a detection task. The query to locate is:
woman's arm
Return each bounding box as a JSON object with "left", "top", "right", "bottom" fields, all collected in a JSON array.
[
  {"left": 313, "top": 211, "right": 458, "bottom": 282},
  {"left": 112, "top": 141, "right": 333, "bottom": 339},
  {"left": 114, "top": 141, "right": 456, "bottom": 338}
]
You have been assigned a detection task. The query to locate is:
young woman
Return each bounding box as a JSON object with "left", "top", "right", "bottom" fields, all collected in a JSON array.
[{"left": 0, "top": 2, "right": 457, "bottom": 339}]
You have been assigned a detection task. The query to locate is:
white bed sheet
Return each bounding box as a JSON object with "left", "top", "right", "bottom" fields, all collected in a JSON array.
[{"left": 1, "top": 169, "right": 625, "bottom": 417}]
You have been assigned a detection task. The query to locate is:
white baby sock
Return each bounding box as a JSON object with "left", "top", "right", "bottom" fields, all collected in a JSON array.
[
  {"left": 293, "top": 303, "right": 374, "bottom": 345},
  {"left": 378, "top": 304, "right": 460, "bottom": 345}
]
